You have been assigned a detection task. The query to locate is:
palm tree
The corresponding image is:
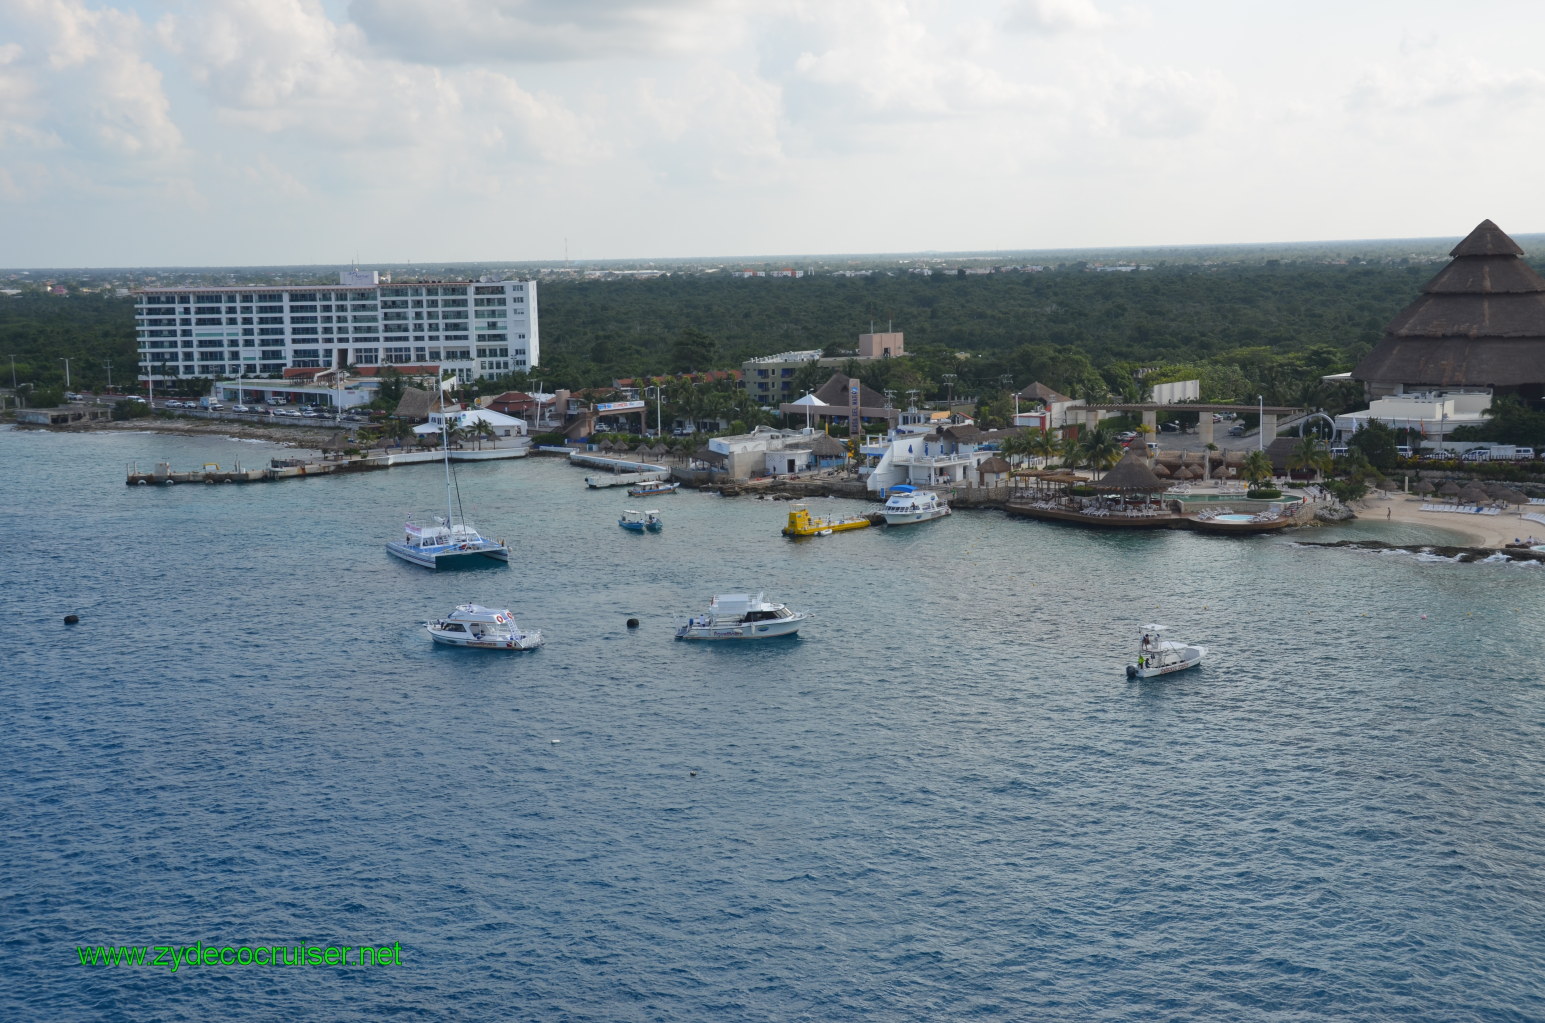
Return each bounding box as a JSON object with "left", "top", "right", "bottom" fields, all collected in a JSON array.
[
  {"left": 1287, "top": 435, "right": 1330, "bottom": 482},
  {"left": 380, "top": 417, "right": 413, "bottom": 450},
  {"left": 1080, "top": 426, "right": 1123, "bottom": 475},
  {"left": 472, "top": 420, "right": 497, "bottom": 450},
  {"left": 1027, "top": 427, "right": 1061, "bottom": 466},
  {"left": 1241, "top": 449, "right": 1273, "bottom": 489}
]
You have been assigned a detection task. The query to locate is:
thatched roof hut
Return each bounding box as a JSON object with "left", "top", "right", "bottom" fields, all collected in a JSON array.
[
  {"left": 1438, "top": 481, "right": 1462, "bottom": 498},
  {"left": 1413, "top": 479, "right": 1435, "bottom": 495},
  {"left": 1353, "top": 220, "right": 1545, "bottom": 396},
  {"left": 1095, "top": 450, "right": 1171, "bottom": 492},
  {"left": 808, "top": 433, "right": 848, "bottom": 458}
]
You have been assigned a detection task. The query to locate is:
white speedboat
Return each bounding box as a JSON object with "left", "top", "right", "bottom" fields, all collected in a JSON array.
[
  {"left": 675, "top": 593, "right": 808, "bottom": 640},
  {"left": 387, "top": 421, "right": 510, "bottom": 569},
  {"left": 427, "top": 603, "right": 542, "bottom": 650},
  {"left": 882, "top": 485, "right": 951, "bottom": 526},
  {"left": 1126, "top": 624, "right": 1205, "bottom": 678}
]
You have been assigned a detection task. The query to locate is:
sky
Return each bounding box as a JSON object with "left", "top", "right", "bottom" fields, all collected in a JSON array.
[{"left": 4, "top": 0, "right": 1545, "bottom": 267}]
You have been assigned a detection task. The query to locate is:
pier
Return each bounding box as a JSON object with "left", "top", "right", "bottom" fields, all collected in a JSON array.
[{"left": 125, "top": 443, "right": 529, "bottom": 486}]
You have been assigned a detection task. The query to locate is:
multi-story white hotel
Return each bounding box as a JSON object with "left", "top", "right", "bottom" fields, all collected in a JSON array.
[{"left": 134, "top": 270, "right": 538, "bottom": 388}]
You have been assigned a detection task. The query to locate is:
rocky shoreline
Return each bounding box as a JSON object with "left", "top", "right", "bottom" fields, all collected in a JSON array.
[
  {"left": 79, "top": 417, "right": 352, "bottom": 450},
  {"left": 1294, "top": 538, "right": 1545, "bottom": 563}
]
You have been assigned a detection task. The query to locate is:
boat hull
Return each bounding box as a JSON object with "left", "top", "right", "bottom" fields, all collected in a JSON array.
[
  {"left": 675, "top": 616, "right": 806, "bottom": 640},
  {"left": 1127, "top": 645, "right": 1206, "bottom": 678},
  {"left": 386, "top": 541, "right": 510, "bottom": 569},
  {"left": 427, "top": 627, "right": 543, "bottom": 650},
  {"left": 882, "top": 508, "right": 950, "bottom": 526}
]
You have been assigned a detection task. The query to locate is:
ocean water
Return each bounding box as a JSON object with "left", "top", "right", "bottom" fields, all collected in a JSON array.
[{"left": 4, "top": 426, "right": 1544, "bottom": 1022}]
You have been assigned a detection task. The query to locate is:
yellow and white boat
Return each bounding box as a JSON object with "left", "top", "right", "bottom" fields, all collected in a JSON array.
[{"left": 781, "top": 503, "right": 874, "bottom": 538}]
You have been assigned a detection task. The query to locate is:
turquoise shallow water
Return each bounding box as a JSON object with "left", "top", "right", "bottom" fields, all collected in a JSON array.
[{"left": 3, "top": 426, "right": 1544, "bottom": 1021}]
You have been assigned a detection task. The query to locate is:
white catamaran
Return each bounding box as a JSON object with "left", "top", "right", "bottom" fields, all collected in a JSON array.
[{"left": 386, "top": 420, "right": 510, "bottom": 569}]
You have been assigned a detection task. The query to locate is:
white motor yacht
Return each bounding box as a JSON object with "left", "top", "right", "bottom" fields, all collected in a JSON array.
[
  {"left": 675, "top": 593, "right": 808, "bottom": 640},
  {"left": 427, "top": 603, "right": 543, "bottom": 650},
  {"left": 882, "top": 485, "right": 951, "bottom": 526}
]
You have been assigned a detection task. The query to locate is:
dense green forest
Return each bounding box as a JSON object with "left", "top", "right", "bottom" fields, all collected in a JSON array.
[{"left": 0, "top": 259, "right": 1469, "bottom": 417}]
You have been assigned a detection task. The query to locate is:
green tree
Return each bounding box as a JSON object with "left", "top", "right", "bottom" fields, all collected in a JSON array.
[
  {"left": 1287, "top": 435, "right": 1331, "bottom": 481},
  {"left": 1241, "top": 449, "right": 1273, "bottom": 488},
  {"left": 1080, "top": 425, "right": 1123, "bottom": 473},
  {"left": 670, "top": 329, "right": 720, "bottom": 374},
  {"left": 1347, "top": 418, "right": 1398, "bottom": 472}
]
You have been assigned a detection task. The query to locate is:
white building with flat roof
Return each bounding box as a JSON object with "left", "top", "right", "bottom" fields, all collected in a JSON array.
[{"left": 134, "top": 270, "right": 538, "bottom": 389}]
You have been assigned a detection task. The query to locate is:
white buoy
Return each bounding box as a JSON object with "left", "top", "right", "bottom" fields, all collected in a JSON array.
[{"left": 551, "top": 739, "right": 560, "bottom": 744}]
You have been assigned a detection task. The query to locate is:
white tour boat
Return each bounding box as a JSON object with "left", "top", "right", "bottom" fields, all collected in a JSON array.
[
  {"left": 427, "top": 603, "right": 543, "bottom": 650},
  {"left": 1126, "top": 624, "right": 1206, "bottom": 678},
  {"left": 882, "top": 485, "right": 951, "bottom": 526},
  {"left": 675, "top": 593, "right": 809, "bottom": 641},
  {"left": 387, "top": 421, "right": 510, "bottom": 569}
]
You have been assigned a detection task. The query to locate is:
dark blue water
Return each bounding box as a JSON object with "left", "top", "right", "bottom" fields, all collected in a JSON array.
[{"left": 5, "top": 427, "right": 1544, "bottom": 1021}]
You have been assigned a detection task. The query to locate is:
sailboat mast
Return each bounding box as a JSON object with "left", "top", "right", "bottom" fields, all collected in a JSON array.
[{"left": 442, "top": 417, "right": 455, "bottom": 529}]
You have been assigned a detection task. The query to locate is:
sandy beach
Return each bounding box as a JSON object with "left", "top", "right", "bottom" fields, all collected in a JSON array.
[{"left": 1346, "top": 490, "right": 1541, "bottom": 549}]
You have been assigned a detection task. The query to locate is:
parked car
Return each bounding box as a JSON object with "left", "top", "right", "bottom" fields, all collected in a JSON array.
[
  {"left": 1228, "top": 423, "right": 1246, "bottom": 437},
  {"left": 1159, "top": 421, "right": 1180, "bottom": 433},
  {"left": 1117, "top": 431, "right": 1137, "bottom": 441}
]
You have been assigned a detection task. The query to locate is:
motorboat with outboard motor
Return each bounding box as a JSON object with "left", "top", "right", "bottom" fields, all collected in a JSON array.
[
  {"left": 619, "top": 508, "right": 663, "bottom": 532},
  {"left": 1126, "top": 624, "right": 1205, "bottom": 678}
]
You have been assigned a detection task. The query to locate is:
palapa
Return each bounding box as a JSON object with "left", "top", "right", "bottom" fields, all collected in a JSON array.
[{"left": 1094, "top": 449, "right": 1172, "bottom": 492}]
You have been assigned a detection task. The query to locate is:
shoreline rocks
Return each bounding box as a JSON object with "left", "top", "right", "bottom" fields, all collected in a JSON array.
[{"left": 1294, "top": 538, "right": 1545, "bottom": 563}]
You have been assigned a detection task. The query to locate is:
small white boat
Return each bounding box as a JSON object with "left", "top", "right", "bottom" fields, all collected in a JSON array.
[
  {"left": 1126, "top": 624, "right": 1205, "bottom": 678},
  {"left": 427, "top": 603, "right": 543, "bottom": 650},
  {"left": 628, "top": 480, "right": 680, "bottom": 497},
  {"left": 619, "top": 508, "right": 663, "bottom": 533},
  {"left": 882, "top": 485, "right": 951, "bottom": 526},
  {"left": 675, "top": 592, "right": 809, "bottom": 640}
]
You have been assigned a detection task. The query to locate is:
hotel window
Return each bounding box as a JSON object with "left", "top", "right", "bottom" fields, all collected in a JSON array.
[
  {"left": 257, "top": 305, "right": 283, "bottom": 314},
  {"left": 353, "top": 348, "right": 379, "bottom": 364},
  {"left": 258, "top": 327, "right": 284, "bottom": 336},
  {"left": 385, "top": 346, "right": 413, "bottom": 363},
  {"left": 442, "top": 298, "right": 468, "bottom": 308},
  {"left": 474, "top": 285, "right": 503, "bottom": 295}
]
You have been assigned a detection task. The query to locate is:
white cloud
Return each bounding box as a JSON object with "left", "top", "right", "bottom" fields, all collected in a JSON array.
[
  {"left": 1003, "top": 0, "right": 1116, "bottom": 34},
  {"left": 348, "top": 0, "right": 750, "bottom": 64},
  {"left": 0, "top": 0, "right": 181, "bottom": 164}
]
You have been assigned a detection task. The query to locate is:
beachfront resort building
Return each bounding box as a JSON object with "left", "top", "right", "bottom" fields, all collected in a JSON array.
[
  {"left": 133, "top": 269, "right": 538, "bottom": 390},
  {"left": 1341, "top": 219, "right": 1545, "bottom": 445}
]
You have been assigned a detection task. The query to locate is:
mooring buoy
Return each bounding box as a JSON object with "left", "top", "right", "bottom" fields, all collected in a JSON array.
[
  {"left": 64, "top": 614, "right": 79, "bottom": 625},
  {"left": 626, "top": 618, "right": 640, "bottom": 629}
]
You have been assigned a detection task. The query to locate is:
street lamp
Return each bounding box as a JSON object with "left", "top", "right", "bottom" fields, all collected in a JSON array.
[
  {"left": 60, "top": 357, "right": 71, "bottom": 390},
  {"left": 1257, "top": 394, "right": 1264, "bottom": 452},
  {"left": 645, "top": 384, "right": 665, "bottom": 437}
]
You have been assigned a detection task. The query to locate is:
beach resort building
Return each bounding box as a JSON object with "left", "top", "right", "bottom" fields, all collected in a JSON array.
[
  {"left": 1344, "top": 219, "right": 1545, "bottom": 442},
  {"left": 133, "top": 269, "right": 538, "bottom": 391}
]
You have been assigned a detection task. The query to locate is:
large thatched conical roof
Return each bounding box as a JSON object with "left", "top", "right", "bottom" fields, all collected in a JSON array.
[
  {"left": 1352, "top": 220, "right": 1545, "bottom": 391},
  {"left": 1095, "top": 449, "right": 1171, "bottom": 491}
]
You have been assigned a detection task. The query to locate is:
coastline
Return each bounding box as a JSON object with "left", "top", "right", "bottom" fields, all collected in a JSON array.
[
  {"left": 27, "top": 417, "right": 1541, "bottom": 550},
  {"left": 1357, "top": 490, "right": 1538, "bottom": 549},
  {"left": 79, "top": 417, "right": 350, "bottom": 451}
]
